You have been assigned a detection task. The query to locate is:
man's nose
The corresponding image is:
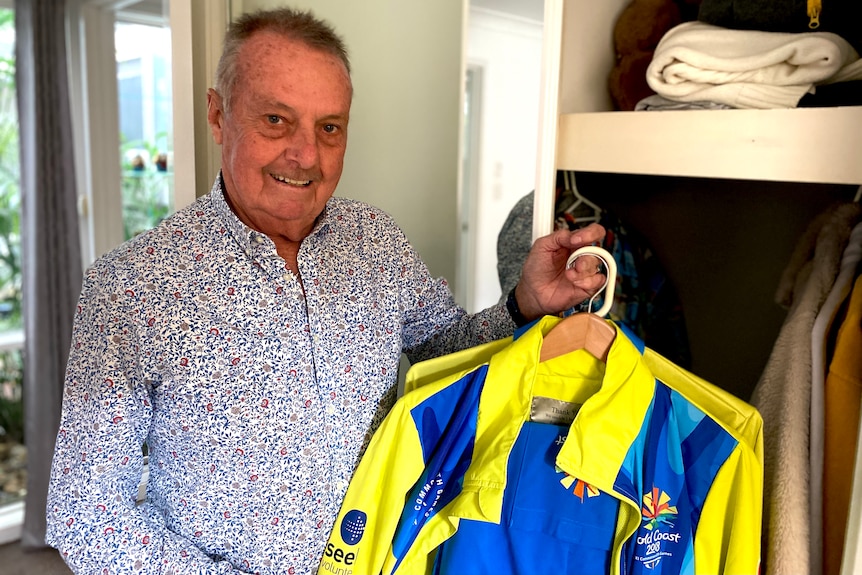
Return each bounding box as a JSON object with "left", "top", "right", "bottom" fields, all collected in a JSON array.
[{"left": 283, "top": 124, "right": 320, "bottom": 169}]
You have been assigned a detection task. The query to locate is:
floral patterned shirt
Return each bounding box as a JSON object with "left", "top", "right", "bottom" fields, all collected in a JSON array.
[{"left": 46, "top": 176, "right": 514, "bottom": 574}]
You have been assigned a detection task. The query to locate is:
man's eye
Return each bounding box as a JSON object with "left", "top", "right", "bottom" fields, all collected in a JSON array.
[
  {"left": 266, "top": 115, "right": 282, "bottom": 124},
  {"left": 322, "top": 124, "right": 339, "bottom": 134}
]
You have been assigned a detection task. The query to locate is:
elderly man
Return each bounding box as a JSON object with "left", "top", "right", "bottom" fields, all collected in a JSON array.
[{"left": 46, "top": 7, "right": 605, "bottom": 574}]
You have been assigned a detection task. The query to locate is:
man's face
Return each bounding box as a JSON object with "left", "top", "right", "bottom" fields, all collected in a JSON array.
[{"left": 207, "top": 31, "right": 351, "bottom": 241}]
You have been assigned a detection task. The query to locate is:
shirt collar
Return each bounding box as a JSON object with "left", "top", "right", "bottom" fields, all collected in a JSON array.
[{"left": 210, "top": 171, "right": 333, "bottom": 258}]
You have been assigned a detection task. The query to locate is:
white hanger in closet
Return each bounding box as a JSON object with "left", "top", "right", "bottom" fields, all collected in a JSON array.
[
  {"left": 540, "top": 246, "right": 618, "bottom": 363},
  {"left": 562, "top": 171, "right": 603, "bottom": 224},
  {"left": 854, "top": 184, "right": 861, "bottom": 203}
]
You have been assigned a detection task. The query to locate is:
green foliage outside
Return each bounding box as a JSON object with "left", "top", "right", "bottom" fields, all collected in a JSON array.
[
  {"left": 0, "top": 9, "right": 19, "bottom": 333},
  {"left": 0, "top": 8, "right": 23, "bottom": 450},
  {"left": 0, "top": 350, "right": 22, "bottom": 443}
]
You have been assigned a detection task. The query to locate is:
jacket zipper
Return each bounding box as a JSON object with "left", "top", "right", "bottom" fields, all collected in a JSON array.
[{"left": 808, "top": 0, "right": 822, "bottom": 29}]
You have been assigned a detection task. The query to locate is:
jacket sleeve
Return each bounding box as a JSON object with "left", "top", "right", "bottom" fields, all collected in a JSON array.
[{"left": 694, "top": 442, "right": 764, "bottom": 574}]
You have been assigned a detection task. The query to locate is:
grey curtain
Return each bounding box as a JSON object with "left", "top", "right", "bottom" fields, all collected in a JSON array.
[{"left": 15, "top": 0, "right": 82, "bottom": 549}]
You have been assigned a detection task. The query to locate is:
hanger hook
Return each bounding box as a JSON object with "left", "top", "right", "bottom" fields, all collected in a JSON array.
[{"left": 565, "top": 246, "right": 617, "bottom": 318}]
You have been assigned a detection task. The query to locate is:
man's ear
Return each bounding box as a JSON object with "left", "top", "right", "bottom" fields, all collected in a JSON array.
[{"left": 207, "top": 88, "right": 224, "bottom": 145}]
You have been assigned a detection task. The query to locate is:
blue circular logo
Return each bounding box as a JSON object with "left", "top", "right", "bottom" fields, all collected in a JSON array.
[{"left": 341, "top": 510, "right": 367, "bottom": 545}]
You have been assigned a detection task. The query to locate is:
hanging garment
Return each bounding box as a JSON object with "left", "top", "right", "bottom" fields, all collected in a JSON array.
[
  {"left": 568, "top": 209, "right": 692, "bottom": 369},
  {"left": 841, "top": 347, "right": 862, "bottom": 575},
  {"left": 496, "top": 189, "right": 692, "bottom": 368},
  {"left": 750, "top": 202, "right": 862, "bottom": 575},
  {"left": 320, "top": 317, "right": 763, "bottom": 575},
  {"left": 823, "top": 273, "right": 862, "bottom": 575},
  {"left": 810, "top": 221, "right": 862, "bottom": 574}
]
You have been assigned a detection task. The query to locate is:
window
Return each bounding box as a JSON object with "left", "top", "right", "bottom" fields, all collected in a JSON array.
[
  {"left": 68, "top": 0, "right": 179, "bottom": 266},
  {"left": 0, "top": 0, "right": 220, "bottom": 543},
  {"left": 0, "top": 0, "right": 188, "bottom": 544},
  {"left": 69, "top": 0, "right": 219, "bottom": 266},
  {"left": 115, "top": 19, "right": 174, "bottom": 240},
  {"left": 0, "top": 3, "right": 24, "bottom": 544}
]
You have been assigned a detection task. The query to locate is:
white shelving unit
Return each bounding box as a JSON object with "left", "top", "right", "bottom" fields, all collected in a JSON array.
[
  {"left": 532, "top": 0, "right": 862, "bottom": 237},
  {"left": 556, "top": 107, "right": 862, "bottom": 184}
]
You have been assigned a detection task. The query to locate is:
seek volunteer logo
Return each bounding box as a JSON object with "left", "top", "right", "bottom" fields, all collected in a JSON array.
[{"left": 321, "top": 509, "right": 366, "bottom": 574}]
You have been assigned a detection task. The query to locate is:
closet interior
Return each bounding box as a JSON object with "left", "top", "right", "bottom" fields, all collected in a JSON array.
[
  {"left": 531, "top": 0, "right": 862, "bottom": 400},
  {"left": 530, "top": 0, "right": 862, "bottom": 573}
]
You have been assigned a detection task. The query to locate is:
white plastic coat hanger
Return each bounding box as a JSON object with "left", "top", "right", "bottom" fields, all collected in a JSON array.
[
  {"left": 562, "top": 171, "right": 602, "bottom": 223},
  {"left": 565, "top": 246, "right": 617, "bottom": 318},
  {"left": 540, "top": 246, "right": 618, "bottom": 362},
  {"left": 853, "top": 184, "right": 861, "bottom": 203}
]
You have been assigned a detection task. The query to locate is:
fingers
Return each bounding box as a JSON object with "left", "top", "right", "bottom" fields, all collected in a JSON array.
[
  {"left": 567, "top": 254, "right": 603, "bottom": 276},
  {"left": 560, "top": 225, "right": 607, "bottom": 293},
  {"left": 530, "top": 225, "right": 606, "bottom": 263},
  {"left": 516, "top": 224, "right": 609, "bottom": 319},
  {"left": 553, "top": 223, "right": 605, "bottom": 251},
  {"left": 565, "top": 252, "right": 608, "bottom": 302},
  {"left": 566, "top": 262, "right": 607, "bottom": 292}
]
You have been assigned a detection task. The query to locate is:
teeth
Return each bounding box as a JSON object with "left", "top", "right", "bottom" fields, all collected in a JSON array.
[{"left": 272, "top": 174, "right": 311, "bottom": 186}]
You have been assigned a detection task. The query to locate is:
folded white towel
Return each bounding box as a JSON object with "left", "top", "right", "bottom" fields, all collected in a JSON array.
[{"left": 646, "top": 21, "right": 862, "bottom": 108}]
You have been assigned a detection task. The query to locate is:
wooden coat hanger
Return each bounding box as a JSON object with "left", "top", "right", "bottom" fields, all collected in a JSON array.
[{"left": 540, "top": 246, "right": 617, "bottom": 363}]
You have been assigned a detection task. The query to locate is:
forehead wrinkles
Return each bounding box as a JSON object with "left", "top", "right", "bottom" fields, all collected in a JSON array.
[
  {"left": 234, "top": 33, "right": 351, "bottom": 109},
  {"left": 237, "top": 34, "right": 296, "bottom": 86}
]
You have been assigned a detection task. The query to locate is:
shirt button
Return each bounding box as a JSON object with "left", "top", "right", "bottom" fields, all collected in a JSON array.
[
  {"left": 326, "top": 404, "right": 335, "bottom": 415},
  {"left": 337, "top": 481, "right": 346, "bottom": 491}
]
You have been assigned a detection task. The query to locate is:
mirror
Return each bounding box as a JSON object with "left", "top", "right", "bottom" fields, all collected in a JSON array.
[{"left": 460, "top": 0, "right": 545, "bottom": 312}]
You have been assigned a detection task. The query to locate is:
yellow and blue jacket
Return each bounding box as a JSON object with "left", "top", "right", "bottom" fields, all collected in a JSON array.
[{"left": 320, "top": 316, "right": 763, "bottom": 575}]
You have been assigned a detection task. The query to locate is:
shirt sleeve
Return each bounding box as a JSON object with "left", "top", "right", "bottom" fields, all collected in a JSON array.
[
  {"left": 392, "top": 225, "right": 514, "bottom": 365},
  {"left": 45, "top": 262, "right": 244, "bottom": 575}
]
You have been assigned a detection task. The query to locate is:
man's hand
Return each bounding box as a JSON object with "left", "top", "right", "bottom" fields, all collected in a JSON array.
[{"left": 514, "top": 223, "right": 608, "bottom": 321}]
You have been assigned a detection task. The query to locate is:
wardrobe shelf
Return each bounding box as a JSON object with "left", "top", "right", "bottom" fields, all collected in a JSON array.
[{"left": 555, "top": 106, "right": 862, "bottom": 184}]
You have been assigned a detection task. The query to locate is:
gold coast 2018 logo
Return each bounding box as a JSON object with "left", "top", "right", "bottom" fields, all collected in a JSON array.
[{"left": 636, "top": 487, "right": 681, "bottom": 569}]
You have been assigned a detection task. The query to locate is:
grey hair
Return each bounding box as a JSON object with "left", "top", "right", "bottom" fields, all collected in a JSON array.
[{"left": 214, "top": 7, "right": 351, "bottom": 113}]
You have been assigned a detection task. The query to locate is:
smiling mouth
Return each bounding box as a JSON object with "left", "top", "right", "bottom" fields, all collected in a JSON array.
[{"left": 271, "top": 173, "right": 312, "bottom": 187}]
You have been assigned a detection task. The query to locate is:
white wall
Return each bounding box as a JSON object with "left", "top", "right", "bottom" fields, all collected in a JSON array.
[
  {"left": 237, "top": 0, "right": 464, "bottom": 288},
  {"left": 206, "top": 2, "right": 542, "bottom": 311},
  {"left": 466, "top": 8, "right": 543, "bottom": 310}
]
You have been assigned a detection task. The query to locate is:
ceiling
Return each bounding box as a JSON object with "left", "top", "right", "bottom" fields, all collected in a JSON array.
[
  {"left": 115, "top": 0, "right": 168, "bottom": 24},
  {"left": 470, "top": 0, "right": 544, "bottom": 22}
]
